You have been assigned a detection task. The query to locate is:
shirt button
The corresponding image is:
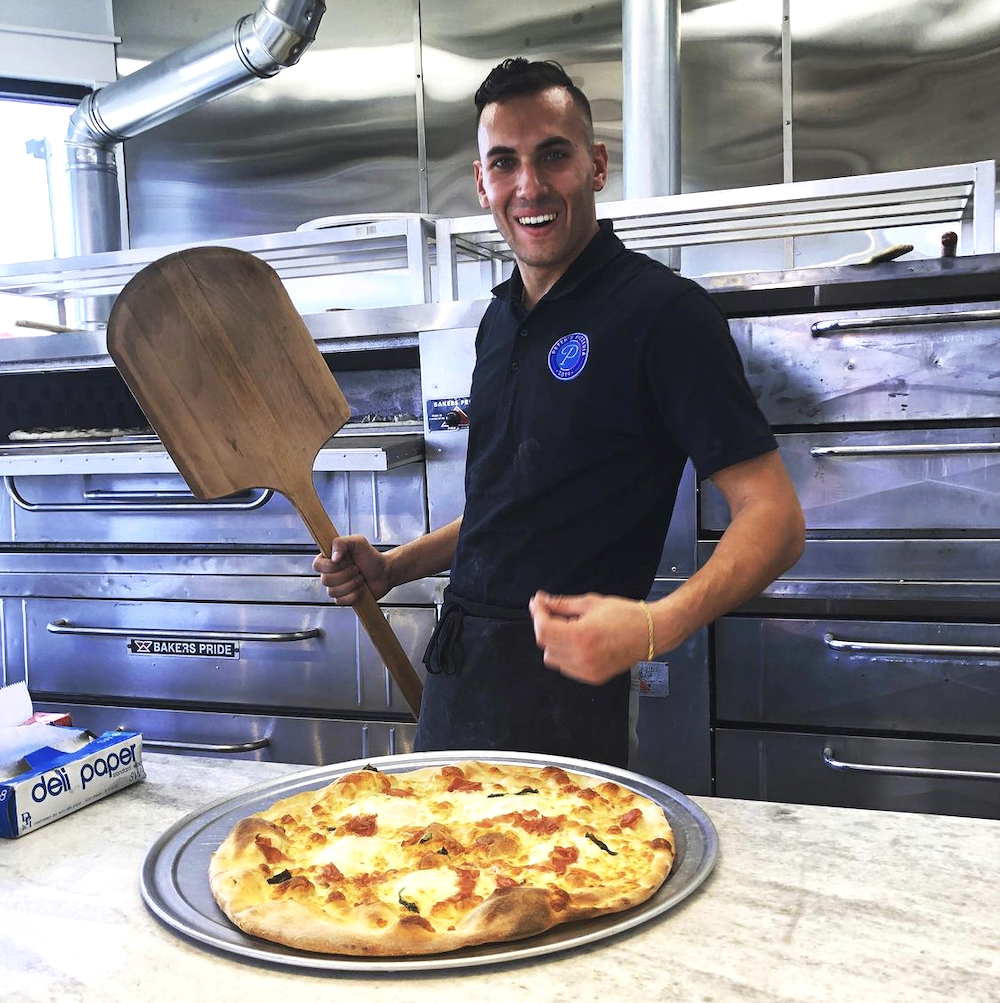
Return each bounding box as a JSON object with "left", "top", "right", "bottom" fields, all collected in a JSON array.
[
  {"left": 518, "top": 328, "right": 528, "bottom": 338},
  {"left": 511, "top": 361, "right": 519, "bottom": 371}
]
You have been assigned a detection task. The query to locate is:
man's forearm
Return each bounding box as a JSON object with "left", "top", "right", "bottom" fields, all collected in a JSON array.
[
  {"left": 650, "top": 496, "right": 804, "bottom": 652},
  {"left": 385, "top": 517, "right": 462, "bottom": 588}
]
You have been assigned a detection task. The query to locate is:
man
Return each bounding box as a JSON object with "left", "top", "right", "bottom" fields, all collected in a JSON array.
[{"left": 315, "top": 58, "right": 805, "bottom": 768}]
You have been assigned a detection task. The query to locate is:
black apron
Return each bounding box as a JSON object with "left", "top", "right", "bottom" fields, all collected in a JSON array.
[{"left": 414, "top": 587, "right": 630, "bottom": 768}]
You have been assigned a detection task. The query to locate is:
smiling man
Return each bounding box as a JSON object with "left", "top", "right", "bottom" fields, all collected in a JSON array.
[{"left": 315, "top": 58, "right": 805, "bottom": 768}]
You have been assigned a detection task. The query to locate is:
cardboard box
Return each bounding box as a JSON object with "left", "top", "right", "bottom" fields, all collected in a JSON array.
[{"left": 0, "top": 730, "right": 145, "bottom": 839}]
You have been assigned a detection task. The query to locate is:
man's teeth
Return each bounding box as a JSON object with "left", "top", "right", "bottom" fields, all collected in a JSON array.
[{"left": 518, "top": 214, "right": 557, "bottom": 226}]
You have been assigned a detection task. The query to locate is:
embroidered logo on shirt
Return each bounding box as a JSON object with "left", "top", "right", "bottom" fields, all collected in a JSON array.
[{"left": 547, "top": 333, "right": 590, "bottom": 381}]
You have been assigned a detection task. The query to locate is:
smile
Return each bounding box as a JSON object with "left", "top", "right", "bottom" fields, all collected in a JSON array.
[{"left": 516, "top": 213, "right": 558, "bottom": 227}]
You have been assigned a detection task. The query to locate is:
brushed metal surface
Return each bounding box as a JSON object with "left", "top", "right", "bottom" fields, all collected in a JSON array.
[
  {"left": 31, "top": 702, "right": 417, "bottom": 763},
  {"left": 139, "top": 750, "right": 718, "bottom": 971},
  {"left": 715, "top": 617, "right": 1000, "bottom": 736},
  {"left": 113, "top": 0, "right": 420, "bottom": 245},
  {"left": 727, "top": 302, "right": 1000, "bottom": 425},
  {"left": 715, "top": 729, "right": 1000, "bottom": 820},
  {"left": 22, "top": 597, "right": 432, "bottom": 716},
  {"left": 3, "top": 464, "right": 427, "bottom": 546},
  {"left": 698, "top": 538, "right": 1000, "bottom": 586},
  {"left": 702, "top": 427, "right": 1000, "bottom": 532},
  {"left": 789, "top": 0, "right": 1000, "bottom": 266}
]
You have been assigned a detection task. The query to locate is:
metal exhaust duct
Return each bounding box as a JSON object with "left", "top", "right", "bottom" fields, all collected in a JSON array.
[
  {"left": 64, "top": 0, "right": 327, "bottom": 325},
  {"left": 622, "top": 0, "right": 681, "bottom": 268}
]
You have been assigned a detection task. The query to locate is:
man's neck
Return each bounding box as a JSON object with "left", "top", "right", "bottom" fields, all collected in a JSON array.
[{"left": 519, "top": 267, "right": 563, "bottom": 312}]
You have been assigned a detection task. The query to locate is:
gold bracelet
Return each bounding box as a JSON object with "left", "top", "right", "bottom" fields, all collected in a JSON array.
[{"left": 638, "top": 599, "right": 655, "bottom": 661}]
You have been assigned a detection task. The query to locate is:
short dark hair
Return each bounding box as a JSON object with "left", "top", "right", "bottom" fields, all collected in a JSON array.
[{"left": 474, "top": 58, "right": 593, "bottom": 128}]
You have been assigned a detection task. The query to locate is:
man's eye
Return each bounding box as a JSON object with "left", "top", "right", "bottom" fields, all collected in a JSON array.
[
  {"left": 543, "top": 150, "right": 568, "bottom": 162},
  {"left": 491, "top": 158, "right": 515, "bottom": 170}
]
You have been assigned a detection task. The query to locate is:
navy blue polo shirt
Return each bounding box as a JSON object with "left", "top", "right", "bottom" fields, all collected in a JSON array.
[{"left": 449, "top": 219, "right": 777, "bottom": 610}]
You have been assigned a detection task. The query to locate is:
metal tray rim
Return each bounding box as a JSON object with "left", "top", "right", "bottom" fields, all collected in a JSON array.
[{"left": 139, "top": 749, "right": 718, "bottom": 972}]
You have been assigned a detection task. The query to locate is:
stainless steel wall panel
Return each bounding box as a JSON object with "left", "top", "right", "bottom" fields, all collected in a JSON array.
[
  {"left": 112, "top": 0, "right": 421, "bottom": 246},
  {"left": 789, "top": 1, "right": 1000, "bottom": 183},
  {"left": 715, "top": 729, "right": 1000, "bottom": 820},
  {"left": 702, "top": 427, "right": 1000, "bottom": 533},
  {"left": 33, "top": 702, "right": 417, "bottom": 764},
  {"left": 679, "top": 0, "right": 783, "bottom": 195},
  {"left": 5, "top": 465, "right": 427, "bottom": 546},
  {"left": 715, "top": 617, "right": 1000, "bottom": 736},
  {"left": 788, "top": 0, "right": 1000, "bottom": 265},
  {"left": 23, "top": 598, "right": 431, "bottom": 717},
  {"left": 727, "top": 303, "right": 1000, "bottom": 426}
]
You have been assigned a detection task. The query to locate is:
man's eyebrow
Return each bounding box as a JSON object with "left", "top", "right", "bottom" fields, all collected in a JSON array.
[{"left": 484, "top": 136, "right": 574, "bottom": 161}]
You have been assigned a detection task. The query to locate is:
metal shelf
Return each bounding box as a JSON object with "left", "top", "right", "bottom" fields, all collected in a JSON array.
[
  {"left": 435, "top": 161, "right": 997, "bottom": 299},
  {"left": 0, "top": 430, "right": 423, "bottom": 478},
  {"left": 0, "top": 214, "right": 436, "bottom": 303}
]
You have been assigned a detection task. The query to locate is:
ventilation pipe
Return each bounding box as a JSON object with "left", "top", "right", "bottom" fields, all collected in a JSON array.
[
  {"left": 622, "top": 0, "right": 681, "bottom": 268},
  {"left": 64, "top": 0, "right": 326, "bottom": 325}
]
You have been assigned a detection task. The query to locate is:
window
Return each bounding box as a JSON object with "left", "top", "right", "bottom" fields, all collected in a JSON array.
[{"left": 0, "top": 78, "right": 89, "bottom": 336}]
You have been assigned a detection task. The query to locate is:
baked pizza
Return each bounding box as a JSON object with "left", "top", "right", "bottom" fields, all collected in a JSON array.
[{"left": 209, "top": 759, "right": 675, "bottom": 956}]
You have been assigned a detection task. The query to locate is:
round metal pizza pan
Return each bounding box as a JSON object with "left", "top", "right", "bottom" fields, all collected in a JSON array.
[{"left": 139, "top": 750, "right": 718, "bottom": 972}]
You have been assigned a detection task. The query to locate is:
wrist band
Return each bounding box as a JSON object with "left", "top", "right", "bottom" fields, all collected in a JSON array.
[{"left": 638, "top": 599, "right": 655, "bottom": 661}]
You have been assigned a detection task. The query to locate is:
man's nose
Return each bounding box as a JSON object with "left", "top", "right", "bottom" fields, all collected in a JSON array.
[{"left": 515, "top": 162, "right": 547, "bottom": 199}]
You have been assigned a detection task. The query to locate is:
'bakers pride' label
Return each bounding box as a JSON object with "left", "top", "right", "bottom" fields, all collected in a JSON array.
[{"left": 127, "top": 637, "right": 240, "bottom": 659}]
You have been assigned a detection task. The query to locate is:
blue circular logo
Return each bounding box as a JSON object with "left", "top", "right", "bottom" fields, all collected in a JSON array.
[{"left": 547, "top": 332, "right": 590, "bottom": 381}]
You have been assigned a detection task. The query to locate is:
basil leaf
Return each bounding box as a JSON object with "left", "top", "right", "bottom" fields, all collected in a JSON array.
[
  {"left": 266, "top": 869, "right": 292, "bottom": 884},
  {"left": 398, "top": 892, "right": 420, "bottom": 913},
  {"left": 585, "top": 832, "right": 617, "bottom": 855}
]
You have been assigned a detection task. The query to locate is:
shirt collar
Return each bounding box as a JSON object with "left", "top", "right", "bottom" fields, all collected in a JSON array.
[{"left": 492, "top": 219, "right": 624, "bottom": 306}]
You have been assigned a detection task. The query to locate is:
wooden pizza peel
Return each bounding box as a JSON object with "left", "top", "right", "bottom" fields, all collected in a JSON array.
[{"left": 106, "top": 245, "right": 423, "bottom": 717}]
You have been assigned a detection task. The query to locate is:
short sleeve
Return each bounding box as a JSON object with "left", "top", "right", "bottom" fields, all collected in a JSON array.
[{"left": 645, "top": 285, "right": 777, "bottom": 479}]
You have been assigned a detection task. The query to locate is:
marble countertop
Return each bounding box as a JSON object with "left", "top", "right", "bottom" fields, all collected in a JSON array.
[{"left": 3, "top": 752, "right": 999, "bottom": 1003}]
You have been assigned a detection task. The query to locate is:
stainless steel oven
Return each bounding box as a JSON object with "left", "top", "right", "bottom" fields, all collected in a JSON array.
[{"left": 704, "top": 275, "right": 1000, "bottom": 819}]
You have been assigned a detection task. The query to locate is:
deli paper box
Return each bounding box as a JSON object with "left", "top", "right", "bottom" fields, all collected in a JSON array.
[{"left": 0, "top": 730, "right": 145, "bottom": 839}]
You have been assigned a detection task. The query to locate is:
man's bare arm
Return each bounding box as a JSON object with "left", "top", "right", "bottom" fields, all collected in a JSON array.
[
  {"left": 648, "top": 449, "right": 805, "bottom": 653},
  {"left": 529, "top": 451, "right": 805, "bottom": 683}
]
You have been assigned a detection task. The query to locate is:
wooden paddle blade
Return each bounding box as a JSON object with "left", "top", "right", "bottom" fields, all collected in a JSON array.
[
  {"left": 107, "top": 246, "right": 423, "bottom": 717},
  {"left": 107, "top": 246, "right": 350, "bottom": 500}
]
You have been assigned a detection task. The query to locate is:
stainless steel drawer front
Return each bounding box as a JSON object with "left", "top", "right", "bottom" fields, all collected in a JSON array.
[
  {"left": 715, "top": 617, "right": 1000, "bottom": 736},
  {"left": 715, "top": 729, "right": 1000, "bottom": 820},
  {"left": 23, "top": 599, "right": 431, "bottom": 716},
  {"left": 729, "top": 302, "right": 1000, "bottom": 424},
  {"left": 33, "top": 702, "right": 417, "bottom": 765},
  {"left": 4, "top": 467, "right": 427, "bottom": 546},
  {"left": 701, "top": 426, "right": 1000, "bottom": 531}
]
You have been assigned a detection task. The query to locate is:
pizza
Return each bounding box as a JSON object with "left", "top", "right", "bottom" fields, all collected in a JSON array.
[{"left": 209, "top": 759, "right": 675, "bottom": 956}]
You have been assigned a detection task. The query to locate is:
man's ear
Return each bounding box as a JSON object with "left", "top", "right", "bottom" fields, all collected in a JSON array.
[
  {"left": 592, "top": 142, "right": 609, "bottom": 193},
  {"left": 473, "top": 160, "right": 490, "bottom": 209}
]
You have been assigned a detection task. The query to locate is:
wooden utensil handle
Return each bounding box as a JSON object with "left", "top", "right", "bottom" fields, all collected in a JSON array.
[{"left": 290, "top": 478, "right": 423, "bottom": 719}]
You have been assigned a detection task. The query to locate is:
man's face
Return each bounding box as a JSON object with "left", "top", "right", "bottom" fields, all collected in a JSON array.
[{"left": 474, "top": 87, "right": 608, "bottom": 282}]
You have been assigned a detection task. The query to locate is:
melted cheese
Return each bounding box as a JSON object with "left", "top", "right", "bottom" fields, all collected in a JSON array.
[
  {"left": 307, "top": 833, "right": 389, "bottom": 873},
  {"left": 391, "top": 868, "right": 460, "bottom": 914}
]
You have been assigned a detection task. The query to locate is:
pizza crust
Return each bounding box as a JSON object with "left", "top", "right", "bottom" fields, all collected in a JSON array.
[{"left": 209, "top": 760, "right": 675, "bottom": 956}]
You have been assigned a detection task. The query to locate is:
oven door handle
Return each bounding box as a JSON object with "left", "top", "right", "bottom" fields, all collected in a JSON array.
[
  {"left": 823, "top": 633, "right": 1000, "bottom": 658},
  {"left": 810, "top": 442, "right": 1000, "bottom": 457},
  {"left": 47, "top": 619, "right": 322, "bottom": 642},
  {"left": 823, "top": 747, "right": 1000, "bottom": 782},
  {"left": 811, "top": 307, "right": 1000, "bottom": 335},
  {"left": 140, "top": 737, "right": 271, "bottom": 753},
  {"left": 4, "top": 476, "right": 273, "bottom": 512}
]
